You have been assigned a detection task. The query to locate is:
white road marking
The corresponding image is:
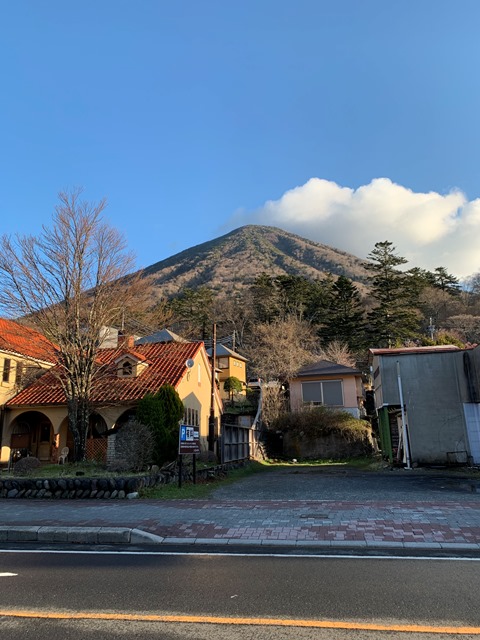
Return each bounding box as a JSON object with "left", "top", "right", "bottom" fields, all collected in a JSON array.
[
  {"left": 0, "top": 549, "right": 479, "bottom": 561},
  {"left": 0, "top": 572, "right": 17, "bottom": 576}
]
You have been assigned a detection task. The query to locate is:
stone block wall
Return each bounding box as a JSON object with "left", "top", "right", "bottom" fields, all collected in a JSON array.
[{"left": 0, "top": 460, "right": 247, "bottom": 499}]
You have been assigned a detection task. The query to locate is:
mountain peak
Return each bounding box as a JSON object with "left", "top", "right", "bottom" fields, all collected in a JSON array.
[{"left": 141, "top": 225, "right": 368, "bottom": 297}]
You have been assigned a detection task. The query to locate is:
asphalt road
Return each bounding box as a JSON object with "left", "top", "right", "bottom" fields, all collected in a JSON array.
[{"left": 1, "top": 550, "right": 480, "bottom": 639}]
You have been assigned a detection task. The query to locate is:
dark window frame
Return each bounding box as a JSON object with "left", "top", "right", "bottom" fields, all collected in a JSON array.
[
  {"left": 2, "top": 358, "right": 11, "bottom": 383},
  {"left": 301, "top": 379, "right": 344, "bottom": 407}
]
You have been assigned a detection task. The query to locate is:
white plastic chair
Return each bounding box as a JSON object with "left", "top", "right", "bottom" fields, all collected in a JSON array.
[{"left": 58, "top": 446, "right": 69, "bottom": 464}]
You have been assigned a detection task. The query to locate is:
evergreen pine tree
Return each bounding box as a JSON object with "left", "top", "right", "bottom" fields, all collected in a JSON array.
[
  {"left": 365, "top": 241, "right": 420, "bottom": 347},
  {"left": 137, "top": 385, "right": 184, "bottom": 464},
  {"left": 319, "top": 275, "right": 366, "bottom": 350}
]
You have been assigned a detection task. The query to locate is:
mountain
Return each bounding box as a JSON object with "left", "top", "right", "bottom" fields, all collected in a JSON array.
[{"left": 141, "top": 225, "right": 370, "bottom": 297}]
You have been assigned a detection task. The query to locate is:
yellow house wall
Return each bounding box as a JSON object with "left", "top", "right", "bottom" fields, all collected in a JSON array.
[
  {"left": 177, "top": 348, "right": 222, "bottom": 449},
  {"left": 0, "top": 352, "right": 51, "bottom": 407},
  {"left": 217, "top": 356, "right": 247, "bottom": 399}
]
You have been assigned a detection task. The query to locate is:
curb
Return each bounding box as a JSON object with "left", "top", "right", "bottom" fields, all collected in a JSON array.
[
  {"left": 0, "top": 526, "right": 164, "bottom": 545},
  {"left": 1, "top": 526, "right": 480, "bottom": 551}
]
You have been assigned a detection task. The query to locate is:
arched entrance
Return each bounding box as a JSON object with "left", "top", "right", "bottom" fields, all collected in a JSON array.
[
  {"left": 10, "top": 412, "right": 54, "bottom": 463},
  {"left": 66, "top": 412, "right": 109, "bottom": 463},
  {"left": 115, "top": 409, "right": 137, "bottom": 427}
]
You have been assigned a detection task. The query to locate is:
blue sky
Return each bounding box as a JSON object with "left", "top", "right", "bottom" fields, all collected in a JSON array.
[{"left": 2, "top": 1, "right": 480, "bottom": 277}]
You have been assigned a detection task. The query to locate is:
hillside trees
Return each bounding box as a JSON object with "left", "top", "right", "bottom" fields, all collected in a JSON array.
[
  {"left": 445, "top": 315, "right": 480, "bottom": 344},
  {"left": 163, "top": 241, "right": 468, "bottom": 361},
  {"left": 0, "top": 190, "right": 149, "bottom": 461},
  {"left": 364, "top": 241, "right": 421, "bottom": 347},
  {"left": 429, "top": 266, "right": 461, "bottom": 325},
  {"left": 170, "top": 286, "right": 216, "bottom": 339},
  {"left": 250, "top": 274, "right": 281, "bottom": 323},
  {"left": 318, "top": 275, "right": 366, "bottom": 351}
]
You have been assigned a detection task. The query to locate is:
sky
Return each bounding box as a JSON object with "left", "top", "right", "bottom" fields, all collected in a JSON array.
[{"left": 2, "top": 1, "right": 480, "bottom": 279}]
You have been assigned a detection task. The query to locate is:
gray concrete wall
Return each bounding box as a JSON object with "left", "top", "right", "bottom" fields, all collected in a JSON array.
[
  {"left": 379, "top": 351, "right": 468, "bottom": 464},
  {"left": 459, "top": 347, "right": 480, "bottom": 404}
]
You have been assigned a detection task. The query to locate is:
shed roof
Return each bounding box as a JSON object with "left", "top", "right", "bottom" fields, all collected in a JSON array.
[{"left": 369, "top": 346, "right": 463, "bottom": 358}]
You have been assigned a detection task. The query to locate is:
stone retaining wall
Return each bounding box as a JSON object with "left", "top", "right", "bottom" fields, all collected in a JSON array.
[{"left": 0, "top": 461, "right": 244, "bottom": 499}]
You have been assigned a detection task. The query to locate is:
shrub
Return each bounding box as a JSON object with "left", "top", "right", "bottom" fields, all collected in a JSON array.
[
  {"left": 272, "top": 406, "right": 371, "bottom": 442},
  {"left": 13, "top": 456, "right": 41, "bottom": 476},
  {"left": 110, "top": 419, "right": 154, "bottom": 472},
  {"left": 270, "top": 407, "right": 375, "bottom": 460},
  {"left": 137, "top": 385, "right": 184, "bottom": 465}
]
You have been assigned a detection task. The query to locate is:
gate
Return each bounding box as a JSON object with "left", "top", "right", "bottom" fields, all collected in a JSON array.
[{"left": 221, "top": 418, "right": 257, "bottom": 463}]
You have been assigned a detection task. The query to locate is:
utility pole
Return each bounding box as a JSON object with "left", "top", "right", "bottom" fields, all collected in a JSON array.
[{"left": 208, "top": 323, "right": 217, "bottom": 452}]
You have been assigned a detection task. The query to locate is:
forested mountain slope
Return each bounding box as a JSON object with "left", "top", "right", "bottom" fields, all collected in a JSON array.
[{"left": 141, "top": 225, "right": 369, "bottom": 297}]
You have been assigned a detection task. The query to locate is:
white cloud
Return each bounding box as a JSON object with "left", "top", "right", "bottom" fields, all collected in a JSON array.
[{"left": 233, "top": 177, "right": 480, "bottom": 278}]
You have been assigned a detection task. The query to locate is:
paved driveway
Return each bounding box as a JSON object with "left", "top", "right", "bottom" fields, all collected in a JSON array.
[{"left": 210, "top": 465, "right": 480, "bottom": 502}]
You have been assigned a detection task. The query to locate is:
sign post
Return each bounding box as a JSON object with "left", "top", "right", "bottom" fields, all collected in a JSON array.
[{"left": 178, "top": 424, "right": 201, "bottom": 488}]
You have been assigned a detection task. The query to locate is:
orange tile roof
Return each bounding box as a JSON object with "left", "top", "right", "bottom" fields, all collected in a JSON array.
[
  {"left": 0, "top": 318, "right": 57, "bottom": 364},
  {"left": 7, "top": 341, "right": 205, "bottom": 407}
]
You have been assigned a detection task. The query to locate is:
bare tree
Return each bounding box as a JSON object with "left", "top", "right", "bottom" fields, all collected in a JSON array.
[
  {"left": 245, "top": 316, "right": 318, "bottom": 382},
  {"left": 446, "top": 314, "right": 480, "bottom": 345},
  {"left": 320, "top": 340, "right": 356, "bottom": 368},
  {"left": 260, "top": 385, "right": 289, "bottom": 429},
  {"left": 0, "top": 189, "right": 149, "bottom": 461}
]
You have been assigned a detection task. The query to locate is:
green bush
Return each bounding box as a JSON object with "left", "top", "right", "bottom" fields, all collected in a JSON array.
[
  {"left": 13, "top": 456, "right": 41, "bottom": 476},
  {"left": 223, "top": 376, "right": 243, "bottom": 400},
  {"left": 137, "top": 385, "right": 184, "bottom": 465},
  {"left": 110, "top": 419, "right": 154, "bottom": 472},
  {"left": 272, "top": 406, "right": 371, "bottom": 442}
]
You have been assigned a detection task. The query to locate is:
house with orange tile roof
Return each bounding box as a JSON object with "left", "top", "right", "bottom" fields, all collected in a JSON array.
[
  {"left": 0, "top": 319, "right": 57, "bottom": 401},
  {"left": 1, "top": 335, "right": 223, "bottom": 466},
  {"left": 0, "top": 319, "right": 58, "bottom": 463}
]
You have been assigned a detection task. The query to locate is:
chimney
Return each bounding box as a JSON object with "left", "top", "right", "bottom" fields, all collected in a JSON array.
[{"left": 118, "top": 332, "right": 135, "bottom": 349}]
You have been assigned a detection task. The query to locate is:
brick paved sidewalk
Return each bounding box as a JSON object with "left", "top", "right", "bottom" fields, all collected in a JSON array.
[{"left": 2, "top": 499, "right": 480, "bottom": 549}]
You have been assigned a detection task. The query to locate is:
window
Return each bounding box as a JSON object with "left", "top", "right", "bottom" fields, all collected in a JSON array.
[
  {"left": 183, "top": 407, "right": 199, "bottom": 426},
  {"left": 15, "top": 362, "right": 24, "bottom": 385},
  {"left": 301, "top": 380, "right": 343, "bottom": 407},
  {"left": 302, "top": 381, "right": 321, "bottom": 403},
  {"left": 121, "top": 360, "right": 133, "bottom": 376},
  {"left": 2, "top": 358, "right": 11, "bottom": 383},
  {"left": 217, "top": 357, "right": 229, "bottom": 370}
]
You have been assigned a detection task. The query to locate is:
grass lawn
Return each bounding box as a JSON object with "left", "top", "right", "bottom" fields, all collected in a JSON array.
[
  {"left": 140, "top": 460, "right": 272, "bottom": 499},
  {"left": 1, "top": 461, "right": 145, "bottom": 479}
]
